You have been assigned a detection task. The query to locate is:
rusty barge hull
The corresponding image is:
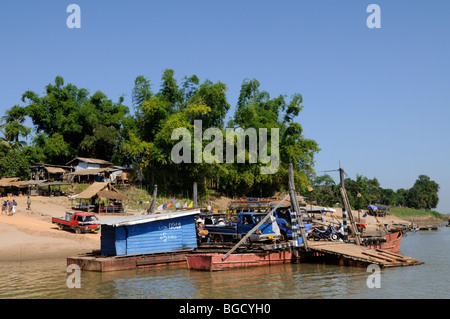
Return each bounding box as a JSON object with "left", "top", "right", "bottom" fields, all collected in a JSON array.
[
  {"left": 67, "top": 250, "right": 190, "bottom": 272},
  {"left": 68, "top": 233, "right": 421, "bottom": 272},
  {"left": 187, "top": 251, "right": 297, "bottom": 271},
  {"left": 364, "top": 231, "right": 402, "bottom": 253}
]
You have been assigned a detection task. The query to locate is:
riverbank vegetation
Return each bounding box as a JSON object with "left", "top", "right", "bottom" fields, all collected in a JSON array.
[
  {"left": 389, "top": 207, "right": 447, "bottom": 221},
  {"left": 0, "top": 70, "right": 441, "bottom": 214}
]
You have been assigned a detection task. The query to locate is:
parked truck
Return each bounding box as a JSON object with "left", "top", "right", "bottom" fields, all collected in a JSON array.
[
  {"left": 226, "top": 197, "right": 313, "bottom": 242},
  {"left": 272, "top": 207, "right": 312, "bottom": 242},
  {"left": 52, "top": 211, "right": 100, "bottom": 234},
  {"left": 205, "top": 212, "right": 280, "bottom": 243}
]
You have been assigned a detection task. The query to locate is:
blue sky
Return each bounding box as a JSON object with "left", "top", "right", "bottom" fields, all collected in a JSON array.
[{"left": 1, "top": 1, "right": 449, "bottom": 213}]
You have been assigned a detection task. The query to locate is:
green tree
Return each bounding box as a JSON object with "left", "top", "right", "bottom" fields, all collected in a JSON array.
[
  {"left": 0, "top": 105, "right": 31, "bottom": 152},
  {"left": 0, "top": 151, "right": 30, "bottom": 180},
  {"left": 20, "top": 76, "right": 129, "bottom": 164},
  {"left": 406, "top": 175, "right": 439, "bottom": 209},
  {"left": 311, "top": 174, "right": 339, "bottom": 207}
]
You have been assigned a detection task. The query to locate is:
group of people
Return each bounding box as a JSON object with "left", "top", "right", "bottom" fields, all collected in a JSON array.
[{"left": 1, "top": 198, "right": 18, "bottom": 216}]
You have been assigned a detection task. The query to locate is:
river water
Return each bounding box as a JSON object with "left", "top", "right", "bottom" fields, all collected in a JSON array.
[{"left": 1, "top": 227, "right": 449, "bottom": 299}]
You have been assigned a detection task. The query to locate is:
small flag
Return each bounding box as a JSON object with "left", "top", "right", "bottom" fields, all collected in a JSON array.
[
  {"left": 183, "top": 201, "right": 187, "bottom": 208},
  {"left": 307, "top": 185, "right": 314, "bottom": 192},
  {"left": 187, "top": 201, "right": 193, "bottom": 208},
  {"left": 170, "top": 197, "right": 176, "bottom": 203},
  {"left": 163, "top": 203, "right": 167, "bottom": 210},
  {"left": 167, "top": 202, "right": 172, "bottom": 208},
  {"left": 157, "top": 204, "right": 164, "bottom": 210},
  {"left": 175, "top": 202, "right": 181, "bottom": 208}
]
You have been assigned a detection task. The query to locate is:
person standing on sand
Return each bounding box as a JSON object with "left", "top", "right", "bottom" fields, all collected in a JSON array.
[
  {"left": 1, "top": 198, "right": 6, "bottom": 214},
  {"left": 7, "top": 199, "right": 12, "bottom": 215},
  {"left": 12, "top": 199, "right": 17, "bottom": 215},
  {"left": 27, "top": 196, "right": 31, "bottom": 210}
]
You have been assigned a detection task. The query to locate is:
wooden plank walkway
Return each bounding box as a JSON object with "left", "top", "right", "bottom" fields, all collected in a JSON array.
[{"left": 306, "top": 240, "right": 423, "bottom": 268}]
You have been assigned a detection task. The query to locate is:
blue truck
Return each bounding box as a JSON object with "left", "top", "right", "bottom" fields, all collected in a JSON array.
[
  {"left": 272, "top": 207, "right": 312, "bottom": 242},
  {"left": 205, "top": 212, "right": 280, "bottom": 243}
]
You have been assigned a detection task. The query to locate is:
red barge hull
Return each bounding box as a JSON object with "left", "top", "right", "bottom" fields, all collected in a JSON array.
[
  {"left": 366, "top": 231, "right": 402, "bottom": 253},
  {"left": 187, "top": 251, "right": 296, "bottom": 271}
]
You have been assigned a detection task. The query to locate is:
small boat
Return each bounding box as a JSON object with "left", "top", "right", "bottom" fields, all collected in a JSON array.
[{"left": 419, "top": 225, "right": 438, "bottom": 231}]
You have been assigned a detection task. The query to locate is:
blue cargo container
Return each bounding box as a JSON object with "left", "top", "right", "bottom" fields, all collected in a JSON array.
[{"left": 91, "top": 210, "right": 200, "bottom": 256}]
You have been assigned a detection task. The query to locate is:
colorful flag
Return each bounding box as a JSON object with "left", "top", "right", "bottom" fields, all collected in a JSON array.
[
  {"left": 157, "top": 204, "right": 164, "bottom": 210},
  {"left": 170, "top": 197, "right": 176, "bottom": 203},
  {"left": 183, "top": 201, "right": 187, "bottom": 208},
  {"left": 175, "top": 202, "right": 181, "bottom": 208},
  {"left": 187, "top": 201, "right": 193, "bottom": 208},
  {"left": 163, "top": 203, "right": 167, "bottom": 210},
  {"left": 167, "top": 202, "right": 172, "bottom": 208}
]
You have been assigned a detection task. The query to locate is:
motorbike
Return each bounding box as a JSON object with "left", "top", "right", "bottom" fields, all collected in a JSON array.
[{"left": 311, "top": 225, "right": 342, "bottom": 241}]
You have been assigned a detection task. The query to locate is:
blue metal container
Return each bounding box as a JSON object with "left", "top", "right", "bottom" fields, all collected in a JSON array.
[{"left": 95, "top": 210, "right": 200, "bottom": 256}]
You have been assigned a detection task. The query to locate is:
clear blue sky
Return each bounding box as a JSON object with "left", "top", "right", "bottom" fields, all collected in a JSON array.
[{"left": 1, "top": 1, "right": 449, "bottom": 213}]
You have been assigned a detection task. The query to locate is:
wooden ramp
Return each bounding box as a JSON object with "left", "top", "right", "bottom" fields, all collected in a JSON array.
[{"left": 306, "top": 240, "right": 423, "bottom": 268}]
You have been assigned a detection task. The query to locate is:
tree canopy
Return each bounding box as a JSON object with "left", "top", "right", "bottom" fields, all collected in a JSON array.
[{"left": 0, "top": 71, "right": 440, "bottom": 210}]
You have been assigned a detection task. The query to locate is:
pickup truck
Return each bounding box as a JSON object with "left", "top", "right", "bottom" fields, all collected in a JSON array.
[
  {"left": 205, "top": 212, "right": 280, "bottom": 243},
  {"left": 52, "top": 211, "right": 100, "bottom": 234},
  {"left": 273, "top": 207, "right": 312, "bottom": 242}
]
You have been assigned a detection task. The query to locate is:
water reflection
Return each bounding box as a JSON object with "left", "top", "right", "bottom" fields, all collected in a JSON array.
[{"left": 1, "top": 227, "right": 449, "bottom": 299}]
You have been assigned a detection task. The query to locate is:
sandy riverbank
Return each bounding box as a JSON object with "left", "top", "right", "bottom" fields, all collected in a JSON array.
[
  {"left": 0, "top": 196, "right": 101, "bottom": 262},
  {"left": 0, "top": 195, "right": 431, "bottom": 262}
]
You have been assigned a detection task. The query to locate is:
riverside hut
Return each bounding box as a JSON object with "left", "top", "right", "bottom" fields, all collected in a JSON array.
[
  {"left": 92, "top": 210, "right": 200, "bottom": 256},
  {"left": 73, "top": 182, "right": 130, "bottom": 213}
]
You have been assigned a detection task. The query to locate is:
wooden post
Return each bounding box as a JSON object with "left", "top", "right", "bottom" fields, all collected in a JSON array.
[
  {"left": 148, "top": 184, "right": 157, "bottom": 214},
  {"left": 193, "top": 182, "right": 198, "bottom": 208},
  {"left": 288, "top": 164, "right": 309, "bottom": 252},
  {"left": 339, "top": 172, "right": 361, "bottom": 246},
  {"left": 339, "top": 168, "right": 348, "bottom": 241}
]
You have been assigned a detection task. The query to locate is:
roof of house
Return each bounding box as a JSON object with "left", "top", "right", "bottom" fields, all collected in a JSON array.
[
  {"left": 66, "top": 167, "right": 111, "bottom": 176},
  {"left": 75, "top": 182, "right": 129, "bottom": 201},
  {"left": 45, "top": 167, "right": 67, "bottom": 174},
  {"left": 0, "top": 177, "right": 21, "bottom": 187},
  {"left": 66, "top": 157, "right": 113, "bottom": 166}
]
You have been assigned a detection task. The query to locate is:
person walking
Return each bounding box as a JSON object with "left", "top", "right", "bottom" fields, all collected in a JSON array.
[
  {"left": 12, "top": 199, "right": 17, "bottom": 215},
  {"left": 27, "top": 196, "right": 31, "bottom": 210}
]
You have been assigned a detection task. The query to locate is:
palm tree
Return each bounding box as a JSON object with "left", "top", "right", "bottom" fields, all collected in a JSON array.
[{"left": 0, "top": 105, "right": 30, "bottom": 152}]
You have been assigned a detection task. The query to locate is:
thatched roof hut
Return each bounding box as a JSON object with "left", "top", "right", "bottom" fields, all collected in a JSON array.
[
  {"left": 76, "top": 182, "right": 129, "bottom": 201},
  {"left": 0, "top": 177, "right": 27, "bottom": 188}
]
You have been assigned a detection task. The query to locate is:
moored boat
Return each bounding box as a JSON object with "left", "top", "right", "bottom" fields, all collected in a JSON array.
[{"left": 365, "top": 231, "right": 402, "bottom": 253}]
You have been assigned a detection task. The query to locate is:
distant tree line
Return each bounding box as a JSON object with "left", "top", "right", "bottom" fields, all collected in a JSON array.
[{"left": 310, "top": 173, "right": 440, "bottom": 210}]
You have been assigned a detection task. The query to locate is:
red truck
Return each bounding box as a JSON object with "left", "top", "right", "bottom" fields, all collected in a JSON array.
[{"left": 52, "top": 211, "right": 100, "bottom": 234}]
